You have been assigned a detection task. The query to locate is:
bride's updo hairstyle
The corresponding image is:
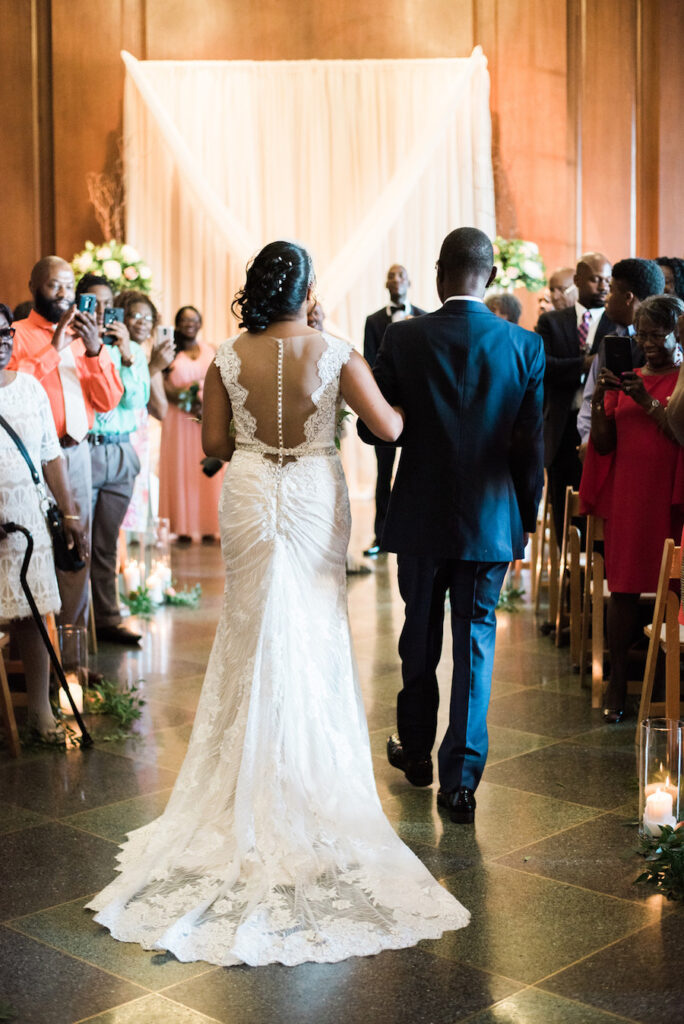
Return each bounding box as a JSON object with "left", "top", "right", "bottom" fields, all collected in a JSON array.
[{"left": 232, "top": 241, "right": 313, "bottom": 332}]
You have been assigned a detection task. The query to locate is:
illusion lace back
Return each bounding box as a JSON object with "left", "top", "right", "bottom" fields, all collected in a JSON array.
[{"left": 88, "top": 331, "right": 469, "bottom": 966}]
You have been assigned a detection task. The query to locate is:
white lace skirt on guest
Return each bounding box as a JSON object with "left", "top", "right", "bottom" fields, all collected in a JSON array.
[{"left": 87, "top": 447, "right": 469, "bottom": 966}]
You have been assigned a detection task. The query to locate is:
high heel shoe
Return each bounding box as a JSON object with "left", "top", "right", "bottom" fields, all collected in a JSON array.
[{"left": 602, "top": 707, "right": 624, "bottom": 724}]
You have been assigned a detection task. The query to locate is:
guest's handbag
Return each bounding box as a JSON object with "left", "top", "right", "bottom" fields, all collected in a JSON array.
[{"left": 0, "top": 413, "right": 85, "bottom": 572}]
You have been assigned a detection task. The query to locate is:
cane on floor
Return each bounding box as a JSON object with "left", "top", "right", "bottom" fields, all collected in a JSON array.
[{"left": 1, "top": 521, "right": 94, "bottom": 748}]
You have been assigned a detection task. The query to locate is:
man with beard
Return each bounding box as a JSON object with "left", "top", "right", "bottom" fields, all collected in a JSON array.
[{"left": 9, "top": 257, "right": 123, "bottom": 630}]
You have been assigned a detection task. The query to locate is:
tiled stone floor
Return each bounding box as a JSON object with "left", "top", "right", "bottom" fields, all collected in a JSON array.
[{"left": 1, "top": 502, "right": 682, "bottom": 1023}]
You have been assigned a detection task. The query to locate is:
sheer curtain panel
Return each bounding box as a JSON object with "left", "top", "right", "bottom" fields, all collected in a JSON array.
[{"left": 122, "top": 50, "right": 495, "bottom": 495}]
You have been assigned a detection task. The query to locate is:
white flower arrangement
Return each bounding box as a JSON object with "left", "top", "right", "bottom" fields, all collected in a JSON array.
[
  {"left": 491, "top": 237, "right": 546, "bottom": 293},
  {"left": 71, "top": 240, "right": 153, "bottom": 294}
]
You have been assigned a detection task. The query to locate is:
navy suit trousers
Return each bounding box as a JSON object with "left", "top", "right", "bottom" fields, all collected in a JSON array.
[{"left": 396, "top": 555, "right": 508, "bottom": 792}]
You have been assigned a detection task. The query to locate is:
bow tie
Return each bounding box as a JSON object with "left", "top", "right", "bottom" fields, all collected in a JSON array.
[{"left": 391, "top": 304, "right": 406, "bottom": 312}]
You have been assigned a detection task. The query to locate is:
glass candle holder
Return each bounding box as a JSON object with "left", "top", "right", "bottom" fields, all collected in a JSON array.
[
  {"left": 639, "top": 717, "right": 683, "bottom": 837},
  {"left": 57, "top": 625, "right": 88, "bottom": 715},
  {"left": 145, "top": 516, "right": 171, "bottom": 600}
]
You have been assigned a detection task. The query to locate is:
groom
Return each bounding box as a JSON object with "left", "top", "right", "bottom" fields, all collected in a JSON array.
[{"left": 358, "top": 227, "right": 545, "bottom": 823}]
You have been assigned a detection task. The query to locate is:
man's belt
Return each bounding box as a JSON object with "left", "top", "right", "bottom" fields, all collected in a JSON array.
[
  {"left": 88, "top": 433, "right": 131, "bottom": 446},
  {"left": 59, "top": 435, "right": 81, "bottom": 448}
]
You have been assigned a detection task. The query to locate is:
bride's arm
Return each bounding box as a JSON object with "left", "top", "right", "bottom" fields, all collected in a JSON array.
[
  {"left": 340, "top": 350, "right": 404, "bottom": 442},
  {"left": 202, "top": 361, "right": 236, "bottom": 461}
]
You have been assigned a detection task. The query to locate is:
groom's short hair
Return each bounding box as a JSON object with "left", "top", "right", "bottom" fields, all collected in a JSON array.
[{"left": 439, "top": 228, "right": 493, "bottom": 276}]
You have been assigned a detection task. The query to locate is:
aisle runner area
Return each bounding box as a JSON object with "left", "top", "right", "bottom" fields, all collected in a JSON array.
[{"left": 0, "top": 503, "right": 680, "bottom": 1023}]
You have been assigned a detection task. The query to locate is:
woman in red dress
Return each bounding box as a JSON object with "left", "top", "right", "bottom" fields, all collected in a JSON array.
[{"left": 580, "top": 294, "right": 684, "bottom": 722}]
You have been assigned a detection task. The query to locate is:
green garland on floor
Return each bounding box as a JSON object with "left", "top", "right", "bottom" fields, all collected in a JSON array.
[
  {"left": 635, "top": 825, "right": 684, "bottom": 901},
  {"left": 20, "top": 679, "right": 146, "bottom": 750},
  {"left": 496, "top": 583, "right": 526, "bottom": 612},
  {"left": 122, "top": 582, "right": 202, "bottom": 616}
]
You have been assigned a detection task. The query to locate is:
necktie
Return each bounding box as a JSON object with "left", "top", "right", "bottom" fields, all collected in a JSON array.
[
  {"left": 391, "top": 304, "right": 406, "bottom": 312},
  {"left": 58, "top": 344, "right": 89, "bottom": 442},
  {"left": 578, "top": 309, "right": 592, "bottom": 352}
]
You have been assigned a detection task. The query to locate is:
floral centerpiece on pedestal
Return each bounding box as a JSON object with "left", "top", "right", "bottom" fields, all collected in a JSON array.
[
  {"left": 491, "top": 237, "right": 546, "bottom": 293},
  {"left": 71, "top": 241, "right": 153, "bottom": 293}
]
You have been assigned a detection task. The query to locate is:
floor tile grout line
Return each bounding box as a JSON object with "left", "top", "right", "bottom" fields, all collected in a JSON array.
[
  {"left": 58, "top": 783, "right": 177, "bottom": 828},
  {"left": 2, "top": 919, "right": 156, "bottom": 991},
  {"left": 456, "top": 984, "right": 641, "bottom": 1024},
  {"left": 531, "top": 915, "right": 671, "bottom": 991},
  {"left": 71, "top": 990, "right": 225, "bottom": 1024},
  {"left": 474, "top": 777, "right": 633, "bottom": 813},
  {"left": 480, "top": 854, "right": 674, "bottom": 911},
  {"left": 5, "top": 890, "right": 105, "bottom": 927}
]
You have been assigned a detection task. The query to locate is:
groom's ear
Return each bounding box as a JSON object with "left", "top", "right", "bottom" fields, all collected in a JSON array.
[{"left": 486, "top": 266, "right": 497, "bottom": 289}]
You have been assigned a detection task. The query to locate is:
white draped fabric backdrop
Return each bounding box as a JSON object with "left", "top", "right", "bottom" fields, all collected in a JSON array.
[{"left": 122, "top": 49, "right": 495, "bottom": 498}]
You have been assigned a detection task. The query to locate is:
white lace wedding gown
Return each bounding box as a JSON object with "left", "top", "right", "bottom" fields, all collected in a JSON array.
[{"left": 88, "top": 331, "right": 469, "bottom": 966}]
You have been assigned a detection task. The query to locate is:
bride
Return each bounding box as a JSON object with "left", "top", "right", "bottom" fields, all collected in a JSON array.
[{"left": 88, "top": 241, "right": 469, "bottom": 966}]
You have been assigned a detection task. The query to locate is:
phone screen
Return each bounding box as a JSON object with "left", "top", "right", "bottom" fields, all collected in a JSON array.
[{"left": 603, "top": 335, "right": 633, "bottom": 377}]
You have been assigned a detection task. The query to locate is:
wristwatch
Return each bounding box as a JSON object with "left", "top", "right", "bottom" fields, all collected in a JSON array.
[{"left": 647, "top": 398, "right": 661, "bottom": 414}]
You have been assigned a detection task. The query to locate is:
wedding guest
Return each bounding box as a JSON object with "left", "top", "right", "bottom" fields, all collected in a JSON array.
[
  {"left": 159, "top": 306, "right": 224, "bottom": 541},
  {"left": 115, "top": 290, "right": 175, "bottom": 532},
  {"left": 656, "top": 257, "right": 684, "bottom": 300},
  {"left": 363, "top": 265, "right": 426, "bottom": 557},
  {"left": 536, "top": 253, "right": 615, "bottom": 546},
  {"left": 548, "top": 267, "right": 578, "bottom": 311},
  {"left": 580, "top": 294, "right": 684, "bottom": 722},
  {"left": 8, "top": 257, "right": 123, "bottom": 630},
  {"left": 485, "top": 292, "right": 522, "bottom": 324},
  {"left": 76, "top": 276, "right": 150, "bottom": 645},
  {"left": 576, "top": 259, "right": 666, "bottom": 448},
  {"left": 0, "top": 303, "right": 87, "bottom": 740}
]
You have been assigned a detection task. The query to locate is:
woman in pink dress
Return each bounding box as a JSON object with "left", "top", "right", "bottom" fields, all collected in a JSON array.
[
  {"left": 159, "top": 307, "right": 225, "bottom": 540},
  {"left": 580, "top": 294, "right": 684, "bottom": 722}
]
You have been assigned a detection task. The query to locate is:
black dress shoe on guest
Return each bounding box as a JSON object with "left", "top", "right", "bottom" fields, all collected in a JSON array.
[
  {"left": 96, "top": 625, "right": 142, "bottom": 646},
  {"left": 437, "top": 787, "right": 476, "bottom": 824},
  {"left": 602, "top": 707, "right": 624, "bottom": 724},
  {"left": 386, "top": 734, "right": 433, "bottom": 787}
]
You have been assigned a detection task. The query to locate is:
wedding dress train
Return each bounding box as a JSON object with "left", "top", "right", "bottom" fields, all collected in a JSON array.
[{"left": 87, "top": 331, "right": 469, "bottom": 966}]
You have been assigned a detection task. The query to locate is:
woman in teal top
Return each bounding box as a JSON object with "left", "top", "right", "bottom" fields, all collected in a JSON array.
[{"left": 77, "top": 274, "right": 150, "bottom": 646}]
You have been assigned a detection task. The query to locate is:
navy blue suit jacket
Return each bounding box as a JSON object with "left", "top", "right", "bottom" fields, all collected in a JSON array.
[{"left": 357, "top": 300, "right": 545, "bottom": 561}]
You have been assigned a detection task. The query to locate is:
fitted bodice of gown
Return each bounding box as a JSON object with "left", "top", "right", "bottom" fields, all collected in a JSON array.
[{"left": 216, "top": 330, "right": 348, "bottom": 462}]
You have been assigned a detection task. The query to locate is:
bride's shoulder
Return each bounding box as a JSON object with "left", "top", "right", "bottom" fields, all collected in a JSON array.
[
  {"left": 214, "top": 333, "right": 245, "bottom": 381},
  {"left": 320, "top": 331, "right": 354, "bottom": 366}
]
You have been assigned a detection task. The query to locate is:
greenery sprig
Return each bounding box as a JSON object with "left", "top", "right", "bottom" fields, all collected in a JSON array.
[
  {"left": 635, "top": 824, "right": 684, "bottom": 901},
  {"left": 165, "top": 583, "right": 202, "bottom": 607},
  {"left": 491, "top": 237, "right": 546, "bottom": 293},
  {"left": 496, "top": 583, "right": 526, "bottom": 612}
]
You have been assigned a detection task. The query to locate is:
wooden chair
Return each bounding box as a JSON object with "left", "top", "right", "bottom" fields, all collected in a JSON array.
[
  {"left": 639, "top": 539, "right": 684, "bottom": 726},
  {"left": 579, "top": 515, "right": 607, "bottom": 707},
  {"left": 555, "top": 486, "right": 584, "bottom": 667},
  {"left": 533, "top": 473, "right": 560, "bottom": 626},
  {"left": 0, "top": 632, "right": 21, "bottom": 757}
]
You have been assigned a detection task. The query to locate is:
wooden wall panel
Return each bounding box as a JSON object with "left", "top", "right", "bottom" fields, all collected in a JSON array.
[
  {"left": 0, "top": 0, "right": 48, "bottom": 307},
  {"left": 49, "top": 0, "right": 144, "bottom": 266},
  {"left": 475, "top": 0, "right": 573, "bottom": 327},
  {"left": 144, "top": 0, "right": 474, "bottom": 60},
  {"left": 580, "top": 0, "right": 637, "bottom": 262},
  {"left": 1, "top": 0, "right": 682, "bottom": 312}
]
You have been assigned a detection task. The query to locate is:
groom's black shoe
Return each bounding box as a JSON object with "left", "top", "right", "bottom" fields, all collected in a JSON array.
[
  {"left": 386, "top": 734, "right": 433, "bottom": 787},
  {"left": 437, "top": 787, "right": 476, "bottom": 824}
]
